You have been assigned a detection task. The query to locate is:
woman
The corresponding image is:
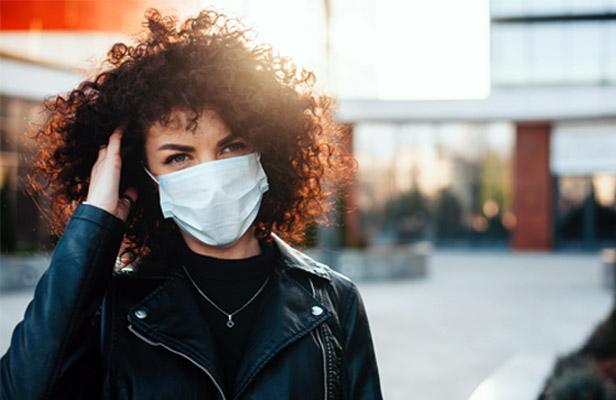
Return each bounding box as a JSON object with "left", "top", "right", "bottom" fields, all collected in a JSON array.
[{"left": 1, "top": 8, "right": 382, "bottom": 400}]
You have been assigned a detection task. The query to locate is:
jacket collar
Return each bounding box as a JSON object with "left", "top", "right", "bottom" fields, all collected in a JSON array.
[
  {"left": 271, "top": 234, "right": 332, "bottom": 281},
  {"left": 121, "top": 234, "right": 332, "bottom": 281}
]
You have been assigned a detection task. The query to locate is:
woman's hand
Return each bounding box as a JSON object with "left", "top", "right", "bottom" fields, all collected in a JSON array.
[{"left": 86, "top": 128, "right": 137, "bottom": 222}]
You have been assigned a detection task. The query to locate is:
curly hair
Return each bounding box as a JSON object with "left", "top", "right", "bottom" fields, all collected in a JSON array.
[{"left": 30, "top": 8, "right": 354, "bottom": 266}]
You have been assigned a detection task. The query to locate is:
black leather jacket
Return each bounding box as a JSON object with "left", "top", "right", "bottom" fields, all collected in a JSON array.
[{"left": 1, "top": 205, "right": 382, "bottom": 399}]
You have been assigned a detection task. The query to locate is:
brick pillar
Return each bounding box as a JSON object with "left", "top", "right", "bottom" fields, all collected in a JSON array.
[
  {"left": 340, "top": 124, "right": 363, "bottom": 247},
  {"left": 512, "top": 122, "right": 553, "bottom": 251}
]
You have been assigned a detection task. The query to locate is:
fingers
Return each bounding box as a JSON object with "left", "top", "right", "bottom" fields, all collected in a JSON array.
[
  {"left": 95, "top": 145, "right": 107, "bottom": 165},
  {"left": 107, "top": 127, "right": 123, "bottom": 156},
  {"left": 85, "top": 127, "right": 128, "bottom": 219},
  {"left": 94, "top": 127, "right": 121, "bottom": 165}
]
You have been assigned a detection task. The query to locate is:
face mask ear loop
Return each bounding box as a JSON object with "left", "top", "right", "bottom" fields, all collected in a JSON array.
[{"left": 141, "top": 162, "right": 159, "bottom": 185}]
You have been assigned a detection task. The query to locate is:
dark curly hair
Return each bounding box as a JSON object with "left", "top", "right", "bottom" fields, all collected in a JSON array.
[{"left": 29, "top": 8, "right": 353, "bottom": 266}]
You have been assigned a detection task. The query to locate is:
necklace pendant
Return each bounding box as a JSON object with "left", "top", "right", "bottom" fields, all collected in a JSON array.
[{"left": 182, "top": 266, "right": 269, "bottom": 331}]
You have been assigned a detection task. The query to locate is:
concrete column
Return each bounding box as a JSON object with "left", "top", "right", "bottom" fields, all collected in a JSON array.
[{"left": 512, "top": 122, "right": 554, "bottom": 251}]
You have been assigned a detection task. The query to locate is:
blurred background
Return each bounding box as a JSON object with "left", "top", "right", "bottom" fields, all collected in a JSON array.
[{"left": 1, "top": 1, "right": 615, "bottom": 399}]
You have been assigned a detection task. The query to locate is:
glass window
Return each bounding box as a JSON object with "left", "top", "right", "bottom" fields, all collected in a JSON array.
[
  {"left": 491, "top": 0, "right": 616, "bottom": 17},
  {"left": 552, "top": 121, "right": 616, "bottom": 247},
  {"left": 569, "top": 0, "right": 616, "bottom": 14},
  {"left": 529, "top": 23, "right": 567, "bottom": 84},
  {"left": 529, "top": 0, "right": 569, "bottom": 16},
  {"left": 353, "top": 122, "right": 514, "bottom": 246},
  {"left": 491, "top": 24, "right": 529, "bottom": 85},
  {"left": 555, "top": 174, "right": 616, "bottom": 246},
  {"left": 0, "top": 96, "right": 49, "bottom": 253},
  {"left": 491, "top": 21, "right": 614, "bottom": 86},
  {"left": 551, "top": 120, "right": 616, "bottom": 175},
  {"left": 563, "top": 23, "right": 604, "bottom": 83},
  {"left": 606, "top": 22, "right": 616, "bottom": 83},
  {"left": 491, "top": 0, "right": 532, "bottom": 18}
]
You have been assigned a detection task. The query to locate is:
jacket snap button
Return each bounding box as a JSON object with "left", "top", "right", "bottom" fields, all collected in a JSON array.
[
  {"left": 134, "top": 309, "right": 148, "bottom": 319},
  {"left": 311, "top": 306, "right": 323, "bottom": 316}
]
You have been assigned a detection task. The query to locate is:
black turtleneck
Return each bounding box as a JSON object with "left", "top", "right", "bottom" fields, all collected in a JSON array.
[{"left": 179, "top": 239, "right": 277, "bottom": 396}]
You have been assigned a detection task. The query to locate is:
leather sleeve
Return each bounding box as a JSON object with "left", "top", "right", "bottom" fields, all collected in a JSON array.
[
  {"left": 340, "top": 283, "right": 383, "bottom": 399},
  {"left": 1, "top": 204, "right": 125, "bottom": 400}
]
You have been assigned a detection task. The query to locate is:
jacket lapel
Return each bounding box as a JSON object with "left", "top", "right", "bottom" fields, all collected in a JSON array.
[
  {"left": 232, "top": 265, "right": 330, "bottom": 398},
  {"left": 126, "top": 274, "right": 224, "bottom": 386}
]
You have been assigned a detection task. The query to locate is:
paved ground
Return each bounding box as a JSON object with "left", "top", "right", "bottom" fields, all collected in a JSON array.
[
  {"left": 1, "top": 250, "right": 613, "bottom": 399},
  {"left": 359, "top": 251, "right": 613, "bottom": 400}
]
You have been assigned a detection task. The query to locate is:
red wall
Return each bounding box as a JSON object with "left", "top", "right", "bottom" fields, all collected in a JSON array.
[
  {"left": 512, "top": 122, "right": 553, "bottom": 250},
  {"left": 0, "top": 1, "right": 180, "bottom": 32}
]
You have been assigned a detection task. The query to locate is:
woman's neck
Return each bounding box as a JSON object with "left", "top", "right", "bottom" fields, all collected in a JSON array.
[{"left": 179, "top": 227, "right": 262, "bottom": 259}]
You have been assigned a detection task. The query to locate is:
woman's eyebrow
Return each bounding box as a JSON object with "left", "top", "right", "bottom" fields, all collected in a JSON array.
[{"left": 156, "top": 143, "right": 196, "bottom": 152}]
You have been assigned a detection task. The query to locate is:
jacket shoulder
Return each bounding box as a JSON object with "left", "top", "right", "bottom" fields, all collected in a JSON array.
[{"left": 272, "top": 235, "right": 357, "bottom": 299}]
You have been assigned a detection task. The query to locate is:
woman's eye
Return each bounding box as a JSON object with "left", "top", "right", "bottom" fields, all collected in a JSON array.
[
  {"left": 164, "top": 154, "right": 189, "bottom": 164},
  {"left": 222, "top": 142, "right": 247, "bottom": 154}
]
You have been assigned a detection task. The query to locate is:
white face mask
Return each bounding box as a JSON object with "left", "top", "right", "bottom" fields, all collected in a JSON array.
[{"left": 144, "top": 153, "right": 269, "bottom": 248}]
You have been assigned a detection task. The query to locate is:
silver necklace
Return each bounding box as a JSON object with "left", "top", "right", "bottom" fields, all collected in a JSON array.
[{"left": 182, "top": 265, "right": 270, "bottom": 328}]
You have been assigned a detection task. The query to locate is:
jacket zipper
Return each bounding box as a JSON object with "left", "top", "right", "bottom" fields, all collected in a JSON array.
[
  {"left": 128, "top": 324, "right": 227, "bottom": 400},
  {"left": 309, "top": 279, "right": 329, "bottom": 400}
]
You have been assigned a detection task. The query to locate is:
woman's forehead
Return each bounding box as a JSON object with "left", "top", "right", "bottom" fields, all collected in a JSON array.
[{"left": 146, "top": 109, "right": 230, "bottom": 139}]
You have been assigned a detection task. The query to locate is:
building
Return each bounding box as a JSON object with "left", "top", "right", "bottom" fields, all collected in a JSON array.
[
  {"left": 1, "top": 0, "right": 615, "bottom": 252},
  {"left": 338, "top": 0, "right": 616, "bottom": 250}
]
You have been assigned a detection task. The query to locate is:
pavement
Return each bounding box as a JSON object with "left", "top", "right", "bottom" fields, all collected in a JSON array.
[
  {"left": 360, "top": 251, "right": 613, "bottom": 400},
  {"left": 1, "top": 250, "right": 613, "bottom": 399}
]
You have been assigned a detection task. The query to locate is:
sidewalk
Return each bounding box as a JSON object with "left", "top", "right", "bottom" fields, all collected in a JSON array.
[
  {"left": 1, "top": 250, "right": 613, "bottom": 399},
  {"left": 360, "top": 250, "right": 613, "bottom": 400}
]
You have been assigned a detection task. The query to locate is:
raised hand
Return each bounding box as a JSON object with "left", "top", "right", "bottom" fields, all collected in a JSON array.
[{"left": 85, "top": 128, "right": 137, "bottom": 222}]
